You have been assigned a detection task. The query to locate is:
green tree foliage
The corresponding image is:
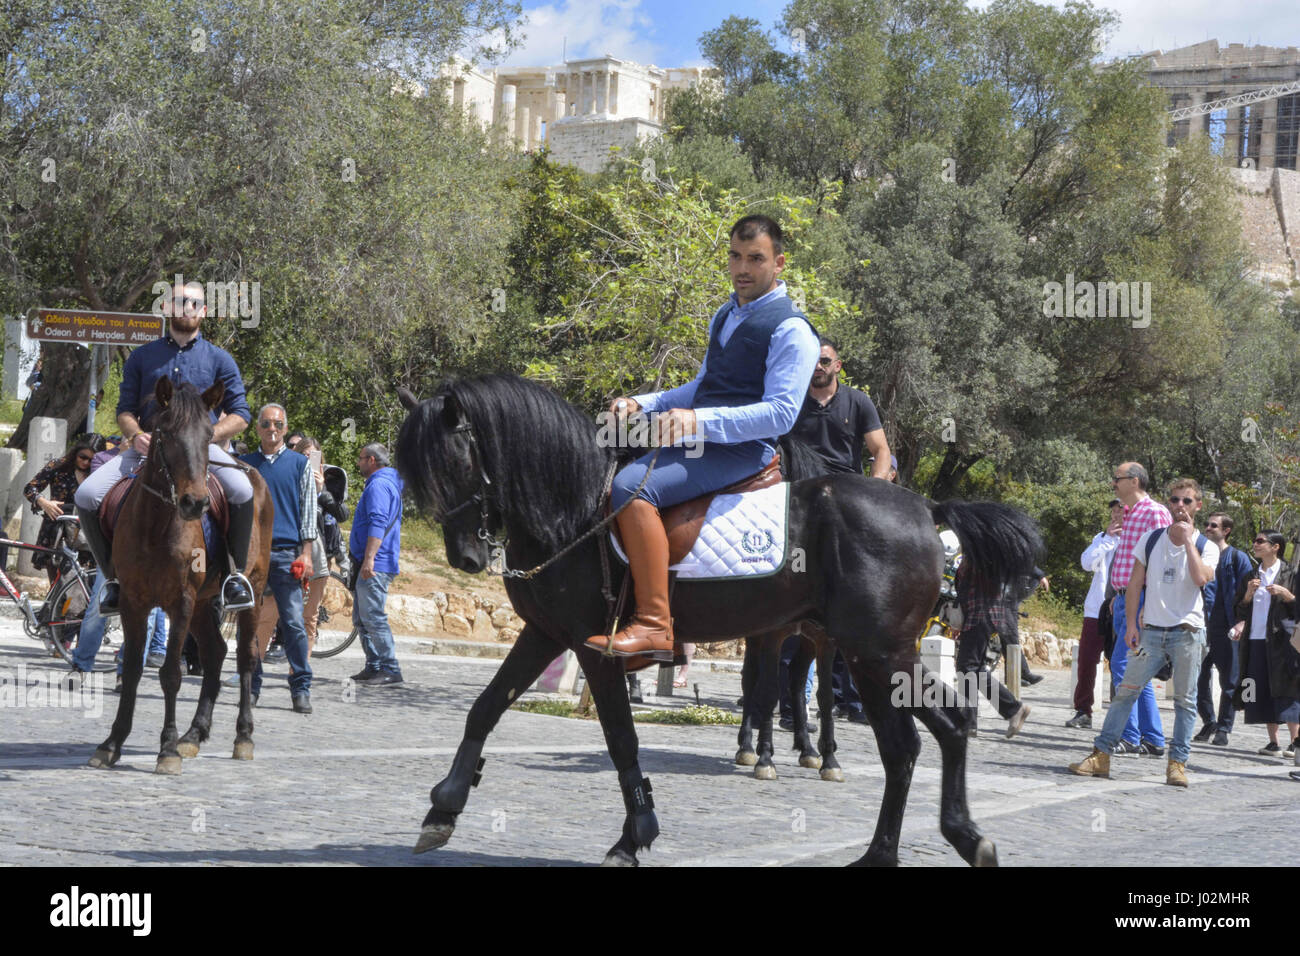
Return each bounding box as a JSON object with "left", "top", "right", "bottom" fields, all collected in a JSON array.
[{"left": 2, "top": 0, "right": 522, "bottom": 453}]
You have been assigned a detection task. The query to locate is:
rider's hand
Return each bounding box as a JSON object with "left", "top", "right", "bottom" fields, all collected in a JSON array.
[
  {"left": 37, "top": 497, "right": 64, "bottom": 521},
  {"left": 656, "top": 408, "right": 697, "bottom": 447},
  {"left": 609, "top": 397, "right": 640, "bottom": 419},
  {"left": 131, "top": 432, "right": 152, "bottom": 455}
]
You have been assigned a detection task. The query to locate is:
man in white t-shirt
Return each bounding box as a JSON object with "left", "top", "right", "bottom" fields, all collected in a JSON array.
[{"left": 1070, "top": 478, "right": 1219, "bottom": 787}]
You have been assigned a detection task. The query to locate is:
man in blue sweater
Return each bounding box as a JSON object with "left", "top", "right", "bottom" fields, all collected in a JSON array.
[
  {"left": 586, "top": 216, "right": 819, "bottom": 660},
  {"left": 240, "top": 403, "right": 316, "bottom": 713},
  {"left": 350, "top": 443, "right": 405, "bottom": 685}
]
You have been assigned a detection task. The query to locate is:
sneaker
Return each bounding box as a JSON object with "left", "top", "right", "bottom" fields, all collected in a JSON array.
[
  {"left": 265, "top": 646, "right": 287, "bottom": 663},
  {"left": 292, "top": 693, "right": 313, "bottom": 714},
  {"left": 1258, "top": 741, "right": 1281, "bottom": 755},
  {"left": 1022, "top": 672, "right": 1044, "bottom": 686},
  {"left": 1139, "top": 740, "right": 1165, "bottom": 757},
  {"left": 1069, "top": 748, "right": 1111, "bottom": 777},
  {"left": 1005, "top": 703, "right": 1031, "bottom": 739},
  {"left": 778, "top": 716, "right": 795, "bottom": 731},
  {"left": 349, "top": 668, "right": 378, "bottom": 683},
  {"left": 847, "top": 710, "right": 870, "bottom": 725},
  {"left": 1285, "top": 739, "right": 1299, "bottom": 759},
  {"left": 1211, "top": 731, "right": 1229, "bottom": 746},
  {"left": 1112, "top": 739, "right": 1141, "bottom": 755},
  {"left": 1065, "top": 710, "right": 1092, "bottom": 729},
  {"left": 145, "top": 653, "right": 166, "bottom": 668},
  {"left": 1193, "top": 723, "right": 1215, "bottom": 743}
]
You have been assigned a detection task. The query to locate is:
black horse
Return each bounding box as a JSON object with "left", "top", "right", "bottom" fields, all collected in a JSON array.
[{"left": 395, "top": 374, "right": 1042, "bottom": 866}]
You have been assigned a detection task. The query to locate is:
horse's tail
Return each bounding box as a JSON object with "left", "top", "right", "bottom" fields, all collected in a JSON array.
[
  {"left": 929, "top": 500, "right": 1043, "bottom": 598},
  {"left": 778, "top": 434, "right": 827, "bottom": 482}
]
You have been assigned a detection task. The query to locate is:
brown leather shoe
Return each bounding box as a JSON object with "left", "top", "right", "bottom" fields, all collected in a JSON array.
[
  {"left": 586, "top": 499, "right": 674, "bottom": 659},
  {"left": 1068, "top": 748, "right": 1110, "bottom": 778},
  {"left": 1166, "top": 759, "right": 1189, "bottom": 788}
]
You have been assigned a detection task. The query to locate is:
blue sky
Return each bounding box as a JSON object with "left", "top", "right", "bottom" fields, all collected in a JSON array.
[{"left": 497, "top": 0, "right": 1300, "bottom": 68}]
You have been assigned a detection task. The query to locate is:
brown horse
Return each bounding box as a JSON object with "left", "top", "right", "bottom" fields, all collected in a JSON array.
[{"left": 88, "top": 378, "right": 273, "bottom": 773}]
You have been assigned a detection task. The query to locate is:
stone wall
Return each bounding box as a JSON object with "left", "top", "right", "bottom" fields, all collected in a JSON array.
[
  {"left": 1228, "top": 166, "right": 1299, "bottom": 282},
  {"left": 547, "top": 116, "right": 660, "bottom": 174}
]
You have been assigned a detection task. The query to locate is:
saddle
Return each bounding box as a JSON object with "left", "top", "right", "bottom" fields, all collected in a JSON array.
[
  {"left": 657, "top": 454, "right": 782, "bottom": 563},
  {"left": 99, "top": 472, "right": 230, "bottom": 542}
]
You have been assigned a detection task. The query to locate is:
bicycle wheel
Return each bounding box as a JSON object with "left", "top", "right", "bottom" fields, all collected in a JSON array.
[
  {"left": 40, "top": 572, "right": 117, "bottom": 672},
  {"left": 311, "top": 571, "right": 359, "bottom": 658}
]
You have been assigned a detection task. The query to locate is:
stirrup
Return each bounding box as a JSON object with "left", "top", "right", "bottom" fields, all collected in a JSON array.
[{"left": 218, "top": 571, "right": 255, "bottom": 613}]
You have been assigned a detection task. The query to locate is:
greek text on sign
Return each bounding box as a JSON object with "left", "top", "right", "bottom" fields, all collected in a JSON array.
[{"left": 27, "top": 309, "right": 164, "bottom": 346}]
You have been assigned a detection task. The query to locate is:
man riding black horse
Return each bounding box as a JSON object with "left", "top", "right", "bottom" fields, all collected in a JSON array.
[
  {"left": 75, "top": 280, "right": 258, "bottom": 614},
  {"left": 585, "top": 215, "right": 820, "bottom": 661}
]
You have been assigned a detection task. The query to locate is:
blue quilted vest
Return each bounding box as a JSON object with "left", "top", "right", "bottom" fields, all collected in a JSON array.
[{"left": 692, "top": 294, "right": 815, "bottom": 412}]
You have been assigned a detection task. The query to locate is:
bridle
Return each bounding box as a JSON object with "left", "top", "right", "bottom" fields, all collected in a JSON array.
[{"left": 138, "top": 430, "right": 183, "bottom": 508}]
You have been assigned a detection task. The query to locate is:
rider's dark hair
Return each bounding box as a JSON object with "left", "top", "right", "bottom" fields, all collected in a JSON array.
[{"left": 730, "top": 215, "right": 783, "bottom": 255}]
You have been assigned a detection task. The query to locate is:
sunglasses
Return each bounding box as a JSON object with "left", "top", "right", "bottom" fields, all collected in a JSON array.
[
  {"left": 259, "top": 419, "right": 285, "bottom": 429},
  {"left": 1205, "top": 522, "right": 1221, "bottom": 529},
  {"left": 817, "top": 357, "right": 838, "bottom": 367},
  {"left": 1168, "top": 496, "right": 1196, "bottom": 505},
  {"left": 1254, "top": 537, "right": 1272, "bottom": 545},
  {"left": 1111, "top": 475, "right": 1134, "bottom": 483},
  {"left": 76, "top": 455, "right": 93, "bottom": 463}
]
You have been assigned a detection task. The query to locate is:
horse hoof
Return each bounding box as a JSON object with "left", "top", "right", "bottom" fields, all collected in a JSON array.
[
  {"left": 799, "top": 754, "right": 823, "bottom": 770},
  {"left": 232, "top": 740, "right": 254, "bottom": 761},
  {"left": 155, "top": 756, "right": 183, "bottom": 775},
  {"left": 413, "top": 823, "right": 455, "bottom": 854},
  {"left": 973, "top": 837, "right": 998, "bottom": 867},
  {"left": 87, "top": 749, "right": 116, "bottom": 769},
  {"left": 820, "top": 767, "right": 845, "bottom": 783},
  {"left": 176, "top": 741, "right": 200, "bottom": 759},
  {"left": 601, "top": 848, "right": 639, "bottom": 867},
  {"left": 735, "top": 749, "right": 758, "bottom": 766},
  {"left": 753, "top": 763, "right": 777, "bottom": 781}
]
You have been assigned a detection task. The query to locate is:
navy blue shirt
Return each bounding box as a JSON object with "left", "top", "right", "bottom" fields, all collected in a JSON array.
[
  {"left": 118, "top": 332, "right": 251, "bottom": 431},
  {"left": 1210, "top": 544, "right": 1254, "bottom": 630}
]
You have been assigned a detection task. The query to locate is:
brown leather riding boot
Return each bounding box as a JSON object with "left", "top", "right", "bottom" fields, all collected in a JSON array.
[{"left": 586, "top": 499, "right": 674, "bottom": 659}]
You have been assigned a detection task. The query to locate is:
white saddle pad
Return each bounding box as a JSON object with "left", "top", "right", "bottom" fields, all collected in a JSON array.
[{"left": 611, "top": 483, "right": 789, "bottom": 580}]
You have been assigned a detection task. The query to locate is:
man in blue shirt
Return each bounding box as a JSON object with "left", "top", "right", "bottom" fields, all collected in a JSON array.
[
  {"left": 586, "top": 216, "right": 820, "bottom": 660},
  {"left": 74, "top": 281, "right": 257, "bottom": 613},
  {"left": 1194, "top": 512, "right": 1254, "bottom": 746},
  {"left": 349, "top": 443, "right": 405, "bottom": 686}
]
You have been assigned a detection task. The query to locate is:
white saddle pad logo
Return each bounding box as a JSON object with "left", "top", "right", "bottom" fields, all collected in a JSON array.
[{"left": 612, "top": 483, "right": 789, "bottom": 580}]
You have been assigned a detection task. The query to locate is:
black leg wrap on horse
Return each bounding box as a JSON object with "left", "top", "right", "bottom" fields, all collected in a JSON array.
[
  {"left": 430, "top": 738, "right": 486, "bottom": 816},
  {"left": 617, "top": 767, "right": 659, "bottom": 850}
]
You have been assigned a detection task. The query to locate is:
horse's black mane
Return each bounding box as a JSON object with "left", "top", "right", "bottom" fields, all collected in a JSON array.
[{"left": 396, "top": 375, "right": 614, "bottom": 554}]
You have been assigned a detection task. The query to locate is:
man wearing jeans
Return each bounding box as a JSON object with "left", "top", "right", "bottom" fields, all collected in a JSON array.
[
  {"left": 1069, "top": 478, "right": 1218, "bottom": 786},
  {"left": 239, "top": 404, "right": 316, "bottom": 713},
  {"left": 349, "top": 443, "right": 404, "bottom": 686}
]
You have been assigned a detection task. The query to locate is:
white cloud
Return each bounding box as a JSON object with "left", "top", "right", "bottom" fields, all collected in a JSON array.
[{"left": 499, "top": 0, "right": 665, "bottom": 68}]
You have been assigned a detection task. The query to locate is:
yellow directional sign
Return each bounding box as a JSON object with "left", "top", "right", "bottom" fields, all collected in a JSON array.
[{"left": 26, "top": 308, "right": 163, "bottom": 346}]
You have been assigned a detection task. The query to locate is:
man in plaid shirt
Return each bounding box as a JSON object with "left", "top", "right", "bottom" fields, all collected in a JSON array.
[{"left": 1108, "top": 461, "right": 1172, "bottom": 754}]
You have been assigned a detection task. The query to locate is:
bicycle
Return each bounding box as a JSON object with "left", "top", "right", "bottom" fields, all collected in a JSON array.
[
  {"left": 219, "top": 568, "right": 358, "bottom": 658},
  {"left": 0, "top": 514, "right": 119, "bottom": 670}
]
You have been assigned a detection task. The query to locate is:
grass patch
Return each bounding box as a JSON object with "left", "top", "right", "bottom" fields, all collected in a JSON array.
[
  {"left": 511, "top": 698, "right": 597, "bottom": 719},
  {"left": 1021, "top": 590, "right": 1084, "bottom": 641},
  {"left": 633, "top": 705, "right": 740, "bottom": 725}
]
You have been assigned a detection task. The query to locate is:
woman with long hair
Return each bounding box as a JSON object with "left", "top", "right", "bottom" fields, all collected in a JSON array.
[
  {"left": 23, "top": 437, "right": 97, "bottom": 583},
  {"left": 1231, "top": 529, "right": 1300, "bottom": 758}
]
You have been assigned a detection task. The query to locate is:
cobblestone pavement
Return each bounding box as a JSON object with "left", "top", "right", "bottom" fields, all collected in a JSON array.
[{"left": 2, "top": 620, "right": 1297, "bottom": 867}]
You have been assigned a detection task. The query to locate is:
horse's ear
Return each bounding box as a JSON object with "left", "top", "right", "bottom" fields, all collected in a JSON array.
[
  {"left": 201, "top": 382, "right": 225, "bottom": 411},
  {"left": 441, "top": 392, "right": 465, "bottom": 430},
  {"left": 397, "top": 387, "right": 419, "bottom": 411},
  {"left": 155, "top": 376, "right": 173, "bottom": 409}
]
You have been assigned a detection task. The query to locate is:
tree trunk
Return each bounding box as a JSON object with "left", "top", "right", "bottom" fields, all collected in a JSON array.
[
  {"left": 928, "top": 445, "right": 981, "bottom": 501},
  {"left": 7, "top": 343, "right": 92, "bottom": 449}
]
